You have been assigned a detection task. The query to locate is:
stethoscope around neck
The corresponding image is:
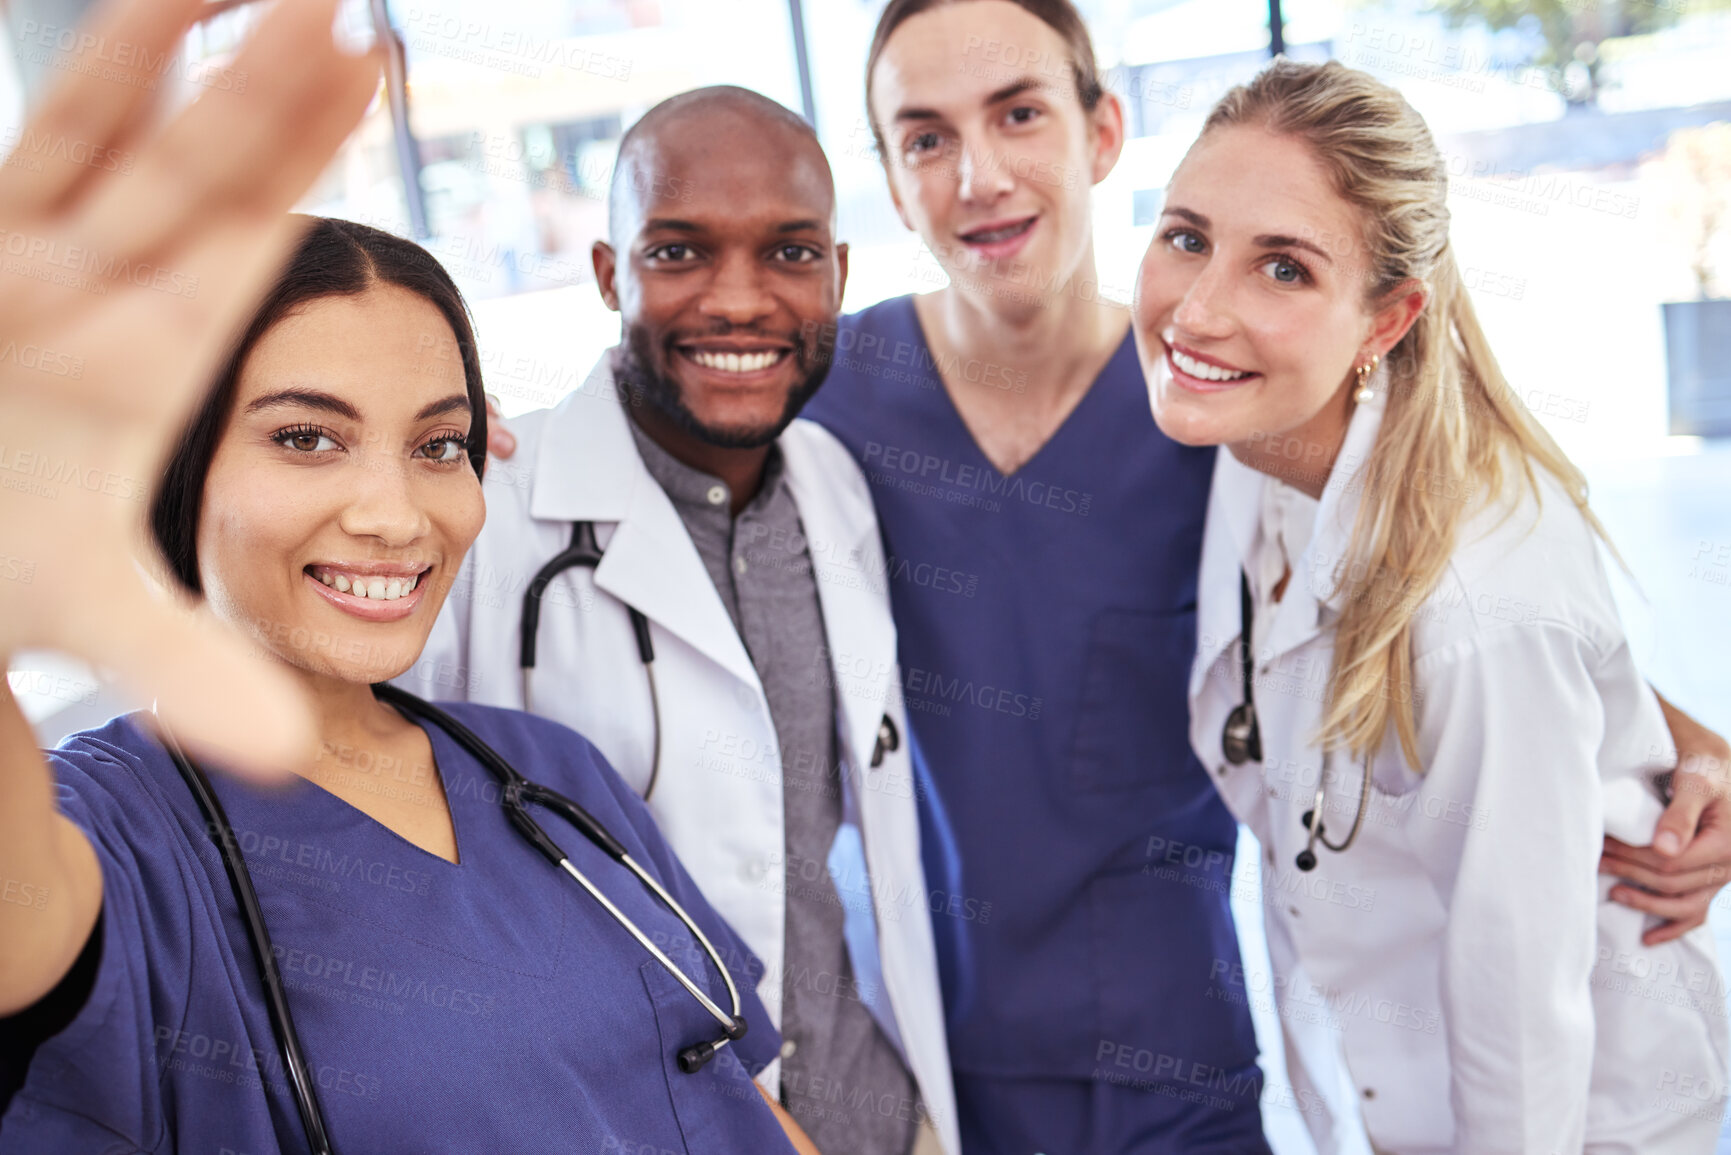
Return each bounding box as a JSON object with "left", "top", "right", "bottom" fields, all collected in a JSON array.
[
  {"left": 155, "top": 681, "right": 744, "bottom": 1155},
  {"left": 520, "top": 520, "right": 664, "bottom": 798},
  {"left": 1222, "top": 568, "right": 1371, "bottom": 871}
]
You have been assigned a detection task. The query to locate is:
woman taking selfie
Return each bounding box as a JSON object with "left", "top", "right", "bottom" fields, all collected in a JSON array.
[
  {"left": 0, "top": 4, "right": 814, "bottom": 1151},
  {"left": 1138, "top": 58, "right": 1728, "bottom": 1152}
]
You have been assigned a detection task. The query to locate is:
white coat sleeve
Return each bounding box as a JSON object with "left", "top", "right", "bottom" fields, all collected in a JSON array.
[
  {"left": 1405, "top": 621, "right": 1605, "bottom": 1154},
  {"left": 395, "top": 547, "right": 478, "bottom": 703}
]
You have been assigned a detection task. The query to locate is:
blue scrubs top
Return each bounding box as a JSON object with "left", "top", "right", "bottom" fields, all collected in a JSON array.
[
  {"left": 1, "top": 704, "right": 788, "bottom": 1154},
  {"left": 803, "top": 296, "right": 1258, "bottom": 1082}
]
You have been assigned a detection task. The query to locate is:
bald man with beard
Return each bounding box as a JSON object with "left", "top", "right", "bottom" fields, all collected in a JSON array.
[{"left": 406, "top": 88, "right": 956, "bottom": 1155}]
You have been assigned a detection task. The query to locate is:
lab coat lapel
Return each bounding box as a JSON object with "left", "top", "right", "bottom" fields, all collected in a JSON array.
[
  {"left": 527, "top": 353, "right": 761, "bottom": 691},
  {"left": 1299, "top": 386, "right": 1386, "bottom": 619},
  {"left": 1192, "top": 447, "right": 1260, "bottom": 699},
  {"left": 1218, "top": 389, "right": 1389, "bottom": 668},
  {"left": 779, "top": 422, "right": 896, "bottom": 782}
]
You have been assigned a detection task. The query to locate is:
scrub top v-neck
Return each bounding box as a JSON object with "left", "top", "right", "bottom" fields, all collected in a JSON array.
[
  {"left": 1, "top": 703, "right": 789, "bottom": 1155},
  {"left": 802, "top": 295, "right": 1258, "bottom": 1084}
]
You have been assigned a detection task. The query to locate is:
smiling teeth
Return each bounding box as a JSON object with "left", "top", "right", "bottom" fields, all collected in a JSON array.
[
  {"left": 963, "top": 218, "right": 1034, "bottom": 244},
  {"left": 1171, "top": 348, "right": 1251, "bottom": 382},
  {"left": 690, "top": 349, "right": 781, "bottom": 373},
  {"left": 313, "top": 569, "right": 420, "bottom": 600}
]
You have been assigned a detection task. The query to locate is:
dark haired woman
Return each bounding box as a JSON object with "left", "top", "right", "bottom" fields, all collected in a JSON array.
[
  {"left": 800, "top": 1, "right": 1731, "bottom": 1153},
  {"left": 0, "top": 5, "right": 814, "bottom": 1150}
]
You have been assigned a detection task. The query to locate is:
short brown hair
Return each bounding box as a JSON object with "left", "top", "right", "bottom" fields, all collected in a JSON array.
[{"left": 864, "top": 0, "right": 1105, "bottom": 161}]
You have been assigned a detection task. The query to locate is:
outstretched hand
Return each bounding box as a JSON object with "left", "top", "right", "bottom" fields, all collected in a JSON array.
[{"left": 0, "top": 0, "right": 380, "bottom": 776}]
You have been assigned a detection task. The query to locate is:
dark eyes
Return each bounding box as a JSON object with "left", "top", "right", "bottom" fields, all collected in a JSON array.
[
  {"left": 644, "top": 243, "right": 822, "bottom": 263},
  {"left": 272, "top": 424, "right": 338, "bottom": 453},
  {"left": 417, "top": 435, "right": 472, "bottom": 463},
  {"left": 271, "top": 424, "right": 471, "bottom": 464},
  {"left": 903, "top": 106, "right": 1040, "bottom": 160},
  {"left": 906, "top": 131, "right": 943, "bottom": 156}
]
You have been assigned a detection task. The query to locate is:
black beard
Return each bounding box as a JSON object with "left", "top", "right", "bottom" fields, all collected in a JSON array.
[{"left": 613, "top": 320, "right": 834, "bottom": 449}]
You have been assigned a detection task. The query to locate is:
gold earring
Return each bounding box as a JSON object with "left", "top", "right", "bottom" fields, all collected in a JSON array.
[{"left": 1354, "top": 354, "right": 1381, "bottom": 404}]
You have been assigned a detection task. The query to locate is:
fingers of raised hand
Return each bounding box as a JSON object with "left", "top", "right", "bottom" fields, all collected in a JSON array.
[
  {"left": 0, "top": 0, "right": 380, "bottom": 427},
  {"left": 0, "top": 0, "right": 208, "bottom": 219}
]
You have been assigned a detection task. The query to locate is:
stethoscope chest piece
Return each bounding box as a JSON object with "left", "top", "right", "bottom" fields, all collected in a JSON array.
[{"left": 1222, "top": 702, "right": 1261, "bottom": 766}]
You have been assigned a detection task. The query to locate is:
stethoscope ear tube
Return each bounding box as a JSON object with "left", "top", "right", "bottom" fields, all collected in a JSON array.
[
  {"left": 157, "top": 721, "right": 340, "bottom": 1155},
  {"left": 516, "top": 522, "right": 663, "bottom": 802},
  {"left": 520, "top": 521, "right": 606, "bottom": 670}
]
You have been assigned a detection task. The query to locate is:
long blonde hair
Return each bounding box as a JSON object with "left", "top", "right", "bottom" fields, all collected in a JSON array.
[{"left": 1203, "top": 60, "right": 1607, "bottom": 768}]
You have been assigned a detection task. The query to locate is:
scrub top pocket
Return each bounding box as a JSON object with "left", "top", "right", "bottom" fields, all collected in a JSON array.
[
  {"left": 1070, "top": 607, "right": 1201, "bottom": 793},
  {"left": 639, "top": 960, "right": 792, "bottom": 1155}
]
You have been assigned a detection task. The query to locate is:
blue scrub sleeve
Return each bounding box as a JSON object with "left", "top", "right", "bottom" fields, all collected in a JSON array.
[{"left": 4, "top": 724, "right": 204, "bottom": 1149}]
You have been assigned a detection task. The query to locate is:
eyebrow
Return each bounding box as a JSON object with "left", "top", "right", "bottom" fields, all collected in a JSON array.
[
  {"left": 244, "top": 388, "right": 361, "bottom": 421},
  {"left": 243, "top": 388, "right": 470, "bottom": 423},
  {"left": 893, "top": 77, "right": 1046, "bottom": 124},
  {"left": 1161, "top": 205, "right": 1337, "bottom": 265},
  {"left": 641, "top": 218, "right": 828, "bottom": 240},
  {"left": 415, "top": 394, "right": 473, "bottom": 422}
]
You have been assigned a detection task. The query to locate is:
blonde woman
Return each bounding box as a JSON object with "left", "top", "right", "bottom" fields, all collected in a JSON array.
[{"left": 1134, "top": 59, "right": 1728, "bottom": 1153}]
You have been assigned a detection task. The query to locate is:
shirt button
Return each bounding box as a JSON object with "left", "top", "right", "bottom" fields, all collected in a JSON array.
[
  {"left": 1216, "top": 764, "right": 1228, "bottom": 777},
  {"left": 1265, "top": 846, "right": 1275, "bottom": 865},
  {"left": 1362, "top": 1087, "right": 1376, "bottom": 1100},
  {"left": 706, "top": 485, "right": 726, "bottom": 506},
  {"left": 780, "top": 1039, "right": 798, "bottom": 1059},
  {"left": 735, "top": 556, "right": 748, "bottom": 575},
  {"left": 1287, "top": 905, "right": 1300, "bottom": 918}
]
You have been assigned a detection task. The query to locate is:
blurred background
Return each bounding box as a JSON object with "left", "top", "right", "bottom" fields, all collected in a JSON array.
[{"left": 3, "top": 0, "right": 1730, "bottom": 1149}]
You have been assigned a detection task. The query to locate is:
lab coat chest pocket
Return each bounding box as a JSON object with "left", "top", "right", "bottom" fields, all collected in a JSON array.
[
  {"left": 638, "top": 960, "right": 787, "bottom": 1155},
  {"left": 1070, "top": 607, "right": 1198, "bottom": 792}
]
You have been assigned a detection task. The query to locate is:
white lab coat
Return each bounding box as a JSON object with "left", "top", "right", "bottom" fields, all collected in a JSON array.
[
  {"left": 403, "top": 354, "right": 959, "bottom": 1155},
  {"left": 1189, "top": 391, "right": 1728, "bottom": 1154}
]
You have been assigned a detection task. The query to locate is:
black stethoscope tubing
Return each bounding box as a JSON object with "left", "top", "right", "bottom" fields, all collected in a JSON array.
[
  {"left": 522, "top": 521, "right": 905, "bottom": 776},
  {"left": 1222, "top": 568, "right": 1371, "bottom": 871},
  {"left": 159, "top": 682, "right": 745, "bottom": 1155},
  {"left": 520, "top": 521, "right": 663, "bottom": 799}
]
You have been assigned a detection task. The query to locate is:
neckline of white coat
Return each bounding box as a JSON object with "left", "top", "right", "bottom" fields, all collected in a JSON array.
[
  {"left": 1194, "top": 374, "right": 1389, "bottom": 692},
  {"left": 526, "top": 353, "right": 640, "bottom": 524}
]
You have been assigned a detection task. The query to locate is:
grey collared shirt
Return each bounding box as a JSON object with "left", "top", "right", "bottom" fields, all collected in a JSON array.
[{"left": 627, "top": 414, "right": 918, "bottom": 1155}]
